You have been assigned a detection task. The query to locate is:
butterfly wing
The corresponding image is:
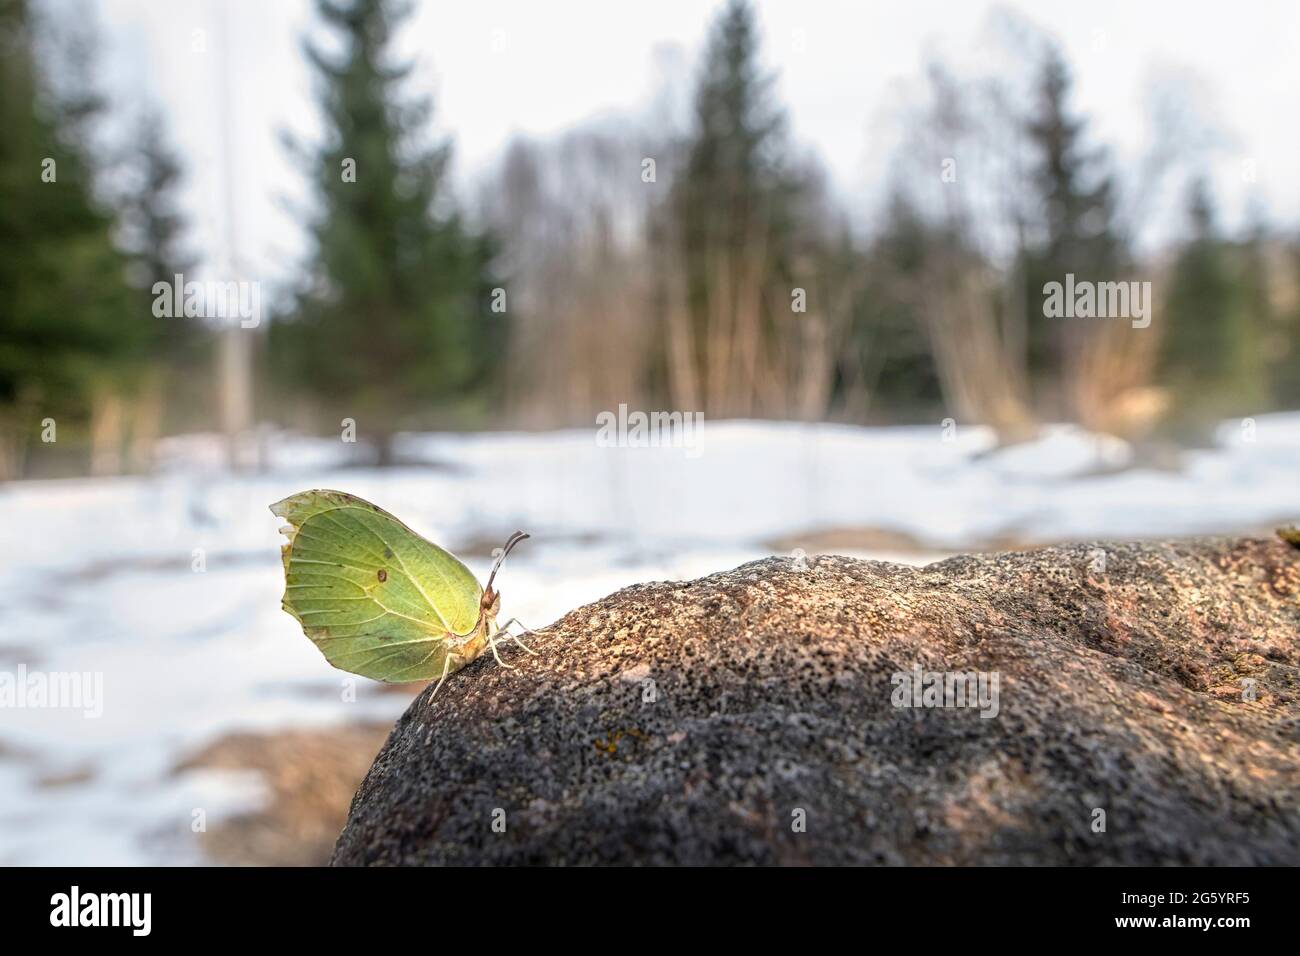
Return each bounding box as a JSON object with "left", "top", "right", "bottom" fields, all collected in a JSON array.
[{"left": 270, "top": 489, "right": 484, "bottom": 682}]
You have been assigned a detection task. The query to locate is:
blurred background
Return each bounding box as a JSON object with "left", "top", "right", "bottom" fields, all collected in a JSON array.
[{"left": 1, "top": 0, "right": 1297, "bottom": 865}]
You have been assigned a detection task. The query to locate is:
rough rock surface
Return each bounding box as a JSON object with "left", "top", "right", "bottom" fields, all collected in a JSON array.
[{"left": 332, "top": 537, "right": 1300, "bottom": 865}]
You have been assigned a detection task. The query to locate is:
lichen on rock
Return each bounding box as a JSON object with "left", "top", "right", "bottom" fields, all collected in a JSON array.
[{"left": 332, "top": 537, "right": 1300, "bottom": 866}]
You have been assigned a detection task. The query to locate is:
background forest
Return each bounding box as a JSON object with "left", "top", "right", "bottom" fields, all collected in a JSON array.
[{"left": 4, "top": 0, "right": 1298, "bottom": 478}]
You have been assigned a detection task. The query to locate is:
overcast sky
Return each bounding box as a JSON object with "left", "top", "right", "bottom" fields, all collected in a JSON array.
[{"left": 56, "top": 0, "right": 1300, "bottom": 287}]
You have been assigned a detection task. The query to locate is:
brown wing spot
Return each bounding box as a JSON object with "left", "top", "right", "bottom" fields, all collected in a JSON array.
[{"left": 377, "top": 569, "right": 388, "bottom": 582}]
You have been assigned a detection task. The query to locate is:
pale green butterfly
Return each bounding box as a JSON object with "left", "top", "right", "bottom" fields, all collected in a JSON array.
[{"left": 270, "top": 489, "right": 536, "bottom": 696}]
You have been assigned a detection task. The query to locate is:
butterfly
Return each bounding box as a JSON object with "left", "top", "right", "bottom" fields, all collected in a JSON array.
[{"left": 270, "top": 489, "right": 536, "bottom": 696}]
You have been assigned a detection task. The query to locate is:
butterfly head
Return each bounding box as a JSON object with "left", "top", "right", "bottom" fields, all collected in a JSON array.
[{"left": 480, "top": 586, "right": 502, "bottom": 619}]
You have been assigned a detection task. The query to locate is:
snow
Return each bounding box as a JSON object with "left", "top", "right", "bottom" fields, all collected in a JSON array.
[{"left": 1, "top": 412, "right": 1296, "bottom": 864}]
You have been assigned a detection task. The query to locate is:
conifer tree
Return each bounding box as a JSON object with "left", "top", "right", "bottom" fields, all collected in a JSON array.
[
  {"left": 666, "top": 0, "right": 805, "bottom": 416},
  {"left": 271, "top": 0, "right": 499, "bottom": 461},
  {"left": 0, "top": 0, "right": 142, "bottom": 476},
  {"left": 1022, "top": 49, "right": 1125, "bottom": 417},
  {"left": 1160, "top": 180, "right": 1265, "bottom": 421}
]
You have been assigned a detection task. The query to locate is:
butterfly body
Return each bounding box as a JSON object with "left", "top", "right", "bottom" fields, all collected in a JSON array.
[{"left": 270, "top": 489, "right": 527, "bottom": 687}]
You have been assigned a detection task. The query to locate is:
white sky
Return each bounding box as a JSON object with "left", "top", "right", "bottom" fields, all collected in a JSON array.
[{"left": 54, "top": 0, "right": 1300, "bottom": 287}]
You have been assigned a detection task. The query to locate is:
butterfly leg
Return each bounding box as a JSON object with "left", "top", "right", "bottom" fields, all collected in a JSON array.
[
  {"left": 486, "top": 628, "right": 515, "bottom": 669},
  {"left": 496, "top": 617, "right": 542, "bottom": 655},
  {"left": 429, "top": 652, "right": 454, "bottom": 700}
]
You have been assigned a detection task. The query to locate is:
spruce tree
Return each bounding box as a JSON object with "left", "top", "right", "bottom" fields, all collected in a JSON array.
[
  {"left": 668, "top": 0, "right": 803, "bottom": 416},
  {"left": 1160, "top": 180, "right": 1264, "bottom": 422},
  {"left": 272, "top": 0, "right": 499, "bottom": 462},
  {"left": 112, "top": 107, "right": 199, "bottom": 372},
  {"left": 0, "top": 0, "right": 143, "bottom": 475},
  {"left": 1022, "top": 49, "right": 1125, "bottom": 416},
  {"left": 851, "top": 192, "right": 944, "bottom": 418}
]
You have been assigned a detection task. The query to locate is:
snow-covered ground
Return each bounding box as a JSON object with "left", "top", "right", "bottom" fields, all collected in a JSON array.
[{"left": 1, "top": 413, "right": 1296, "bottom": 865}]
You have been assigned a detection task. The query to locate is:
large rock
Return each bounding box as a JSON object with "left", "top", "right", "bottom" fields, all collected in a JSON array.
[{"left": 332, "top": 537, "right": 1300, "bottom": 865}]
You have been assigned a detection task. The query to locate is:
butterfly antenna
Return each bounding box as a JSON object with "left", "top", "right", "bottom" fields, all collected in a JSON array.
[{"left": 486, "top": 531, "right": 530, "bottom": 593}]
